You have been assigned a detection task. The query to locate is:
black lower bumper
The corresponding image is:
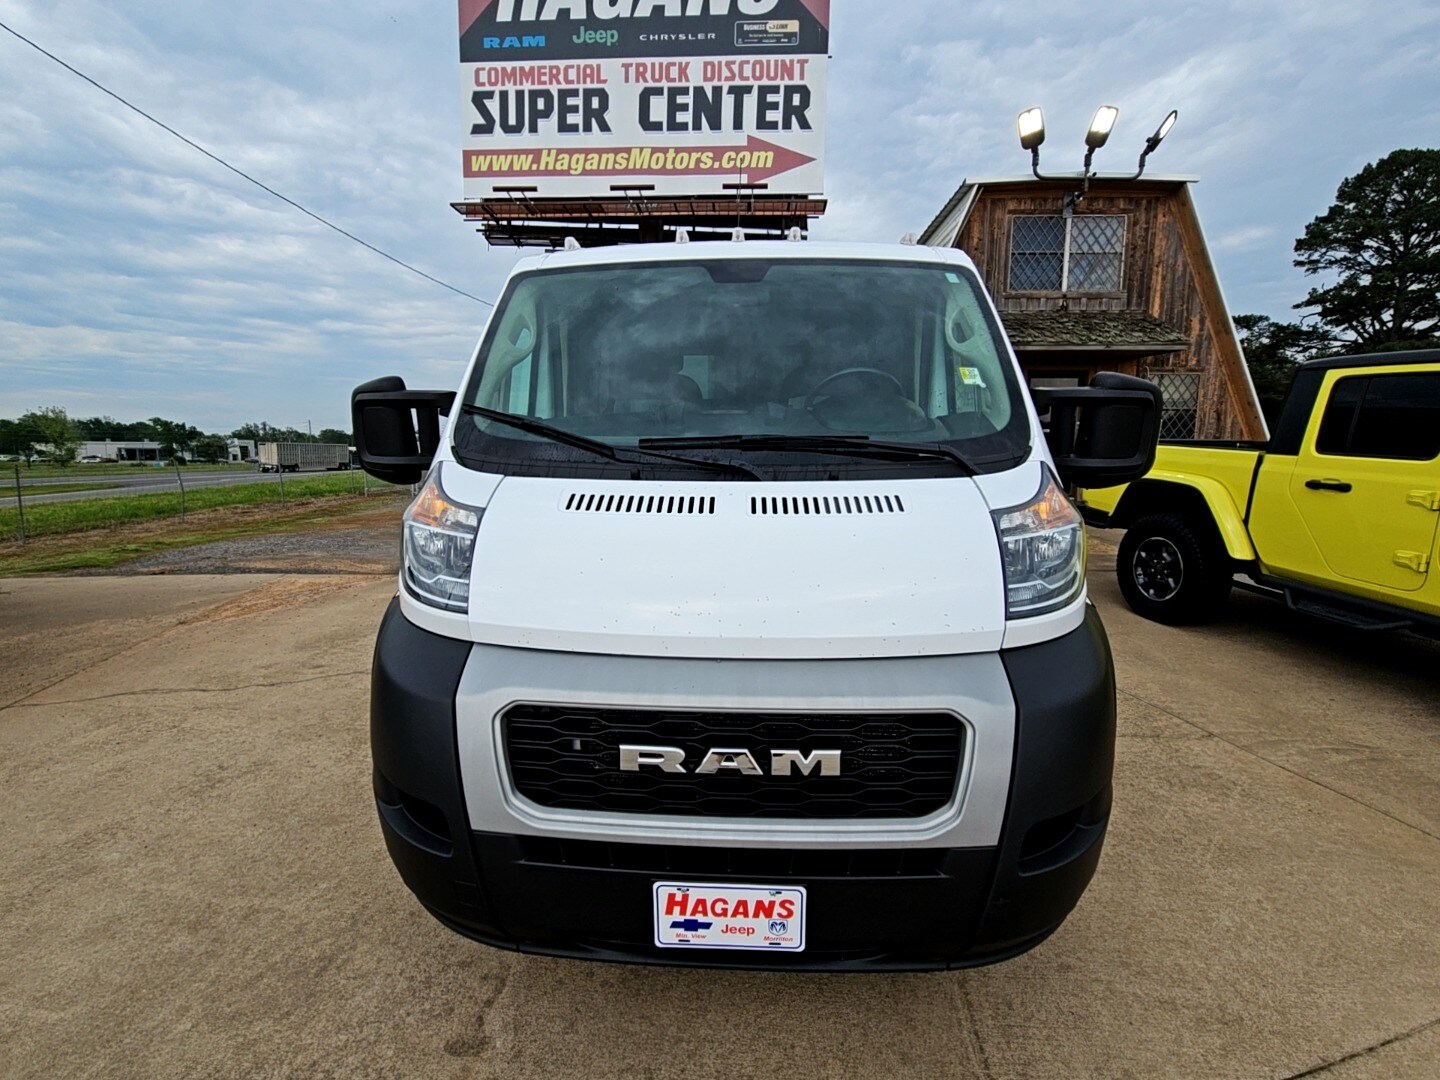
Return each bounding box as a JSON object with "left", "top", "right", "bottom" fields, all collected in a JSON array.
[{"left": 369, "top": 599, "right": 1115, "bottom": 971}]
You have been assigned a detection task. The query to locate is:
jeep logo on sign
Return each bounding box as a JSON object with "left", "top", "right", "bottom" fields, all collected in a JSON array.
[{"left": 619, "top": 746, "right": 842, "bottom": 776}]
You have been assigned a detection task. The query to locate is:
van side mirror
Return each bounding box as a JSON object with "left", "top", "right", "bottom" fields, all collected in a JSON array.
[
  {"left": 1032, "top": 372, "right": 1161, "bottom": 489},
  {"left": 351, "top": 376, "right": 456, "bottom": 485}
]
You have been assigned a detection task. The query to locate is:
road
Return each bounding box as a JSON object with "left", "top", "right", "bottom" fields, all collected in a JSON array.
[
  {"left": 1, "top": 557, "right": 1437, "bottom": 1078},
  {"left": 11, "top": 468, "right": 347, "bottom": 505}
]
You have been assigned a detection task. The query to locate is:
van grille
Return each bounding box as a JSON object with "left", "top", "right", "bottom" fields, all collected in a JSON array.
[{"left": 503, "top": 705, "right": 962, "bottom": 820}]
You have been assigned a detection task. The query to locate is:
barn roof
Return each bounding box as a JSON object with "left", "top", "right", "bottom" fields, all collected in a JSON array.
[{"left": 1001, "top": 310, "right": 1190, "bottom": 353}]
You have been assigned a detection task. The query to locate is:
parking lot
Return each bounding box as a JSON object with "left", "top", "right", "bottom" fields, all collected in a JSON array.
[{"left": 2, "top": 553, "right": 1438, "bottom": 1079}]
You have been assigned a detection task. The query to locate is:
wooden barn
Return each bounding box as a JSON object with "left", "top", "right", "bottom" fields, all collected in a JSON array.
[{"left": 920, "top": 176, "right": 1267, "bottom": 440}]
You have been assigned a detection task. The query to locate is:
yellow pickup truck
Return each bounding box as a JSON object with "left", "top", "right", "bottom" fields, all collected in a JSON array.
[{"left": 1080, "top": 350, "right": 1440, "bottom": 632}]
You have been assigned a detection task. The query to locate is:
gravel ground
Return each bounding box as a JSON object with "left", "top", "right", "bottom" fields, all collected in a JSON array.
[{"left": 89, "top": 502, "right": 405, "bottom": 576}]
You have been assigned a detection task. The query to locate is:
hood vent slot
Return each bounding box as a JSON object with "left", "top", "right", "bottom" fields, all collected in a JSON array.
[
  {"left": 561, "top": 492, "right": 908, "bottom": 517},
  {"left": 565, "top": 492, "right": 717, "bottom": 516},
  {"left": 751, "top": 494, "right": 905, "bottom": 517}
]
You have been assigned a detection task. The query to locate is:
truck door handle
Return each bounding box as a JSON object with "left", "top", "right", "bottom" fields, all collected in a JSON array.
[{"left": 1305, "top": 479, "right": 1353, "bottom": 493}]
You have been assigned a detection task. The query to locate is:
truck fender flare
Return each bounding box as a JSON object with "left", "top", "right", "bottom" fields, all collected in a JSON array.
[{"left": 1113, "top": 474, "right": 1257, "bottom": 562}]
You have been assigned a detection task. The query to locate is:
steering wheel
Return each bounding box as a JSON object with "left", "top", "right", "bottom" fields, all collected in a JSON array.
[{"left": 804, "top": 368, "right": 906, "bottom": 411}]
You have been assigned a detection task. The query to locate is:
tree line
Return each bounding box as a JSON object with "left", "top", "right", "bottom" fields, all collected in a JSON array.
[
  {"left": 0, "top": 410, "right": 351, "bottom": 467},
  {"left": 1236, "top": 147, "right": 1440, "bottom": 422}
]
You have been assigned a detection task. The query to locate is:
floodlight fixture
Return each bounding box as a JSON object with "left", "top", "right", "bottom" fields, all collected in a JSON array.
[
  {"left": 1085, "top": 106, "right": 1119, "bottom": 150},
  {"left": 1154, "top": 110, "right": 1178, "bottom": 144},
  {"left": 1142, "top": 109, "right": 1178, "bottom": 156},
  {"left": 1017, "top": 107, "right": 1046, "bottom": 152},
  {"left": 1130, "top": 109, "right": 1179, "bottom": 178},
  {"left": 1080, "top": 105, "right": 1120, "bottom": 180}
]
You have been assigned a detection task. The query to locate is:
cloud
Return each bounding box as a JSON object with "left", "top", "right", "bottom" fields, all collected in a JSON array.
[{"left": 1214, "top": 225, "right": 1279, "bottom": 252}]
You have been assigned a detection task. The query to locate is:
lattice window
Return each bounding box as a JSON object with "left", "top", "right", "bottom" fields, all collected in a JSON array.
[
  {"left": 1066, "top": 216, "right": 1125, "bottom": 292},
  {"left": 1009, "top": 216, "right": 1064, "bottom": 291},
  {"left": 1008, "top": 214, "right": 1125, "bottom": 294},
  {"left": 1147, "top": 371, "right": 1202, "bottom": 440}
]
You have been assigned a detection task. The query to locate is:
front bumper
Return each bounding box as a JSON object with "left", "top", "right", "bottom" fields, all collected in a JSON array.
[{"left": 368, "top": 599, "right": 1115, "bottom": 970}]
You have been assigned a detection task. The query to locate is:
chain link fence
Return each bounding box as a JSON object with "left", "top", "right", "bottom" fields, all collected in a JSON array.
[{"left": 2, "top": 461, "right": 384, "bottom": 546}]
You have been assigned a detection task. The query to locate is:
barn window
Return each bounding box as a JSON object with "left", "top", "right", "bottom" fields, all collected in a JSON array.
[
  {"left": 1008, "top": 215, "right": 1125, "bottom": 293},
  {"left": 1009, "top": 217, "right": 1065, "bottom": 291},
  {"left": 1146, "top": 370, "right": 1202, "bottom": 440}
]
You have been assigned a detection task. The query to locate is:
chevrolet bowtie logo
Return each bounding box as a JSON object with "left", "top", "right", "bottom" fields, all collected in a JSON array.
[{"left": 669, "top": 919, "right": 713, "bottom": 933}]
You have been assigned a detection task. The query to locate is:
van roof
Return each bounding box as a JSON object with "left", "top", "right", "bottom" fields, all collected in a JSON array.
[{"left": 511, "top": 239, "right": 982, "bottom": 275}]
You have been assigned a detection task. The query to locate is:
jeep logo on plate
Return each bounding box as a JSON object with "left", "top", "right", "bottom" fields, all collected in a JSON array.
[{"left": 619, "top": 746, "right": 842, "bottom": 777}]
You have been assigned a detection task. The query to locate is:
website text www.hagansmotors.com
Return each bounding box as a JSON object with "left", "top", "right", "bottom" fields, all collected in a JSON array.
[{"left": 464, "top": 145, "right": 775, "bottom": 177}]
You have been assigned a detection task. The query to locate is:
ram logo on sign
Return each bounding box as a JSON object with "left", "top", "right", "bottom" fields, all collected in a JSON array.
[{"left": 458, "top": 0, "right": 829, "bottom": 199}]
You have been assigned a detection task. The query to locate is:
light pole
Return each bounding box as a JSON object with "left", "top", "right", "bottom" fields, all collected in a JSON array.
[{"left": 1017, "top": 105, "right": 1179, "bottom": 210}]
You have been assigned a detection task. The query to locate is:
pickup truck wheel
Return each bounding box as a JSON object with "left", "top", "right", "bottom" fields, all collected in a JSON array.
[{"left": 1117, "top": 514, "right": 1232, "bottom": 625}]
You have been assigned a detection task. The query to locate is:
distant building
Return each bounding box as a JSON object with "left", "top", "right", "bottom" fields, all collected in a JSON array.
[
  {"left": 74, "top": 438, "right": 257, "bottom": 463},
  {"left": 79, "top": 440, "right": 166, "bottom": 462},
  {"left": 227, "top": 439, "right": 257, "bottom": 463},
  {"left": 921, "top": 175, "right": 1267, "bottom": 441}
]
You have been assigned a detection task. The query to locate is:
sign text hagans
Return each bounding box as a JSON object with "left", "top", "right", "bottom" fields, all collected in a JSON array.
[{"left": 496, "top": 0, "right": 782, "bottom": 21}]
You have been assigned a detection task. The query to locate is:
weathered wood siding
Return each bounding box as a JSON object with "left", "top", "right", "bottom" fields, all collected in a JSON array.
[{"left": 955, "top": 181, "right": 1265, "bottom": 440}]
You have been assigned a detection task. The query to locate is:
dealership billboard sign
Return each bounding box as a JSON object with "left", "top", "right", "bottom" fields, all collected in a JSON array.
[{"left": 458, "top": 0, "right": 829, "bottom": 200}]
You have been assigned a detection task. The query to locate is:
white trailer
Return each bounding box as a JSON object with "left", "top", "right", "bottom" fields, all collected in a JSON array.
[{"left": 257, "top": 442, "right": 350, "bottom": 473}]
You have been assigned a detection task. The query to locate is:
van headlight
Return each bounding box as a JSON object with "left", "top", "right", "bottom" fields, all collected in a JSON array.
[
  {"left": 992, "top": 468, "right": 1086, "bottom": 618},
  {"left": 402, "top": 468, "right": 481, "bottom": 613}
]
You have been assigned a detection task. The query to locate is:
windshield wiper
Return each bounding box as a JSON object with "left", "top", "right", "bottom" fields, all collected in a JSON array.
[
  {"left": 461, "top": 405, "right": 762, "bottom": 480},
  {"left": 638, "top": 434, "right": 977, "bottom": 475}
]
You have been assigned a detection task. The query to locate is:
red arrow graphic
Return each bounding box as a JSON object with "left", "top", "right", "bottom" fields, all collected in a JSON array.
[
  {"left": 744, "top": 137, "right": 817, "bottom": 183},
  {"left": 463, "top": 135, "right": 816, "bottom": 184}
]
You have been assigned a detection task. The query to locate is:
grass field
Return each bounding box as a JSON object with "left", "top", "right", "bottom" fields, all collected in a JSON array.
[{"left": 1, "top": 472, "right": 400, "bottom": 541}]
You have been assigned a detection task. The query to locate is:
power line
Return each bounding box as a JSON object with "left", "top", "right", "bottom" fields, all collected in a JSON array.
[{"left": 0, "top": 19, "right": 494, "bottom": 307}]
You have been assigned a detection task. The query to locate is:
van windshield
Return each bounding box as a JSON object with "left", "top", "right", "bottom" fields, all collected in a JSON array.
[{"left": 458, "top": 258, "right": 1031, "bottom": 476}]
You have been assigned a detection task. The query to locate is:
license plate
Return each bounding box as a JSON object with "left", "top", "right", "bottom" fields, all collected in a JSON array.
[{"left": 653, "top": 882, "right": 806, "bottom": 952}]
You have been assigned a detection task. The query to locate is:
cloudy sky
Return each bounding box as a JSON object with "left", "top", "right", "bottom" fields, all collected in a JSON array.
[{"left": 2, "top": 0, "right": 1437, "bottom": 434}]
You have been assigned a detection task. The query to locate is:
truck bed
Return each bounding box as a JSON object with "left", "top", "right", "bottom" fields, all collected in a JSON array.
[{"left": 1081, "top": 441, "right": 1264, "bottom": 529}]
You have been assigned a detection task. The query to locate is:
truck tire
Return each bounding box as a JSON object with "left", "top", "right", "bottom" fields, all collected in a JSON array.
[{"left": 1117, "top": 513, "right": 1232, "bottom": 625}]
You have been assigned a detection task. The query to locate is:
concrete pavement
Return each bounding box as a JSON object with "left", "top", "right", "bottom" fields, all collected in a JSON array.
[{"left": 1, "top": 567, "right": 1437, "bottom": 1078}]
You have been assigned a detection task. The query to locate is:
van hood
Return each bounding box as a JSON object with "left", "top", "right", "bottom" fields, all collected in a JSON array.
[{"left": 461, "top": 475, "right": 1007, "bottom": 660}]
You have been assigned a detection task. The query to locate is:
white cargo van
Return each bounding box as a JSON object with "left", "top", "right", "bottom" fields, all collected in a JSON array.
[{"left": 352, "top": 240, "right": 1158, "bottom": 969}]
